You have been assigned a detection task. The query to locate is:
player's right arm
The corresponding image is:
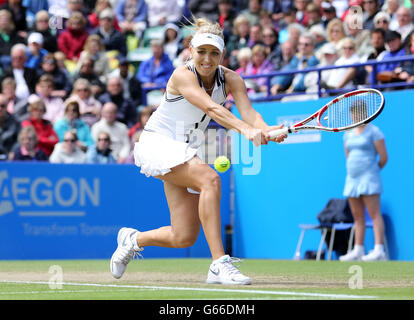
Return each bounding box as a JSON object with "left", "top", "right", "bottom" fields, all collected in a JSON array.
[{"left": 168, "top": 66, "right": 263, "bottom": 146}]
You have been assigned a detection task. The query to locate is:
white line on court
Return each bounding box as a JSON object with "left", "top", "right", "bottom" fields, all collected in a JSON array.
[{"left": 1, "top": 280, "right": 378, "bottom": 299}]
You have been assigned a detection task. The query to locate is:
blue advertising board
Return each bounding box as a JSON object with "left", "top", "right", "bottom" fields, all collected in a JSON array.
[{"left": 0, "top": 162, "right": 231, "bottom": 260}]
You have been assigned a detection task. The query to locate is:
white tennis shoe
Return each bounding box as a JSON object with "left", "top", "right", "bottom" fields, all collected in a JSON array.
[
  {"left": 339, "top": 249, "right": 364, "bottom": 261},
  {"left": 110, "top": 227, "right": 143, "bottom": 279},
  {"left": 206, "top": 255, "right": 252, "bottom": 285},
  {"left": 361, "top": 249, "right": 387, "bottom": 261}
]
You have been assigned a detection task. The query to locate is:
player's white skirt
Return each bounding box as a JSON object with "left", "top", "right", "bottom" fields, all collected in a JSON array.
[{"left": 134, "top": 130, "right": 199, "bottom": 178}]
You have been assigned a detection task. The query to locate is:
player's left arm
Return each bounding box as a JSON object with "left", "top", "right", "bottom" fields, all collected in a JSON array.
[
  {"left": 374, "top": 139, "right": 388, "bottom": 169},
  {"left": 224, "top": 68, "right": 285, "bottom": 143}
]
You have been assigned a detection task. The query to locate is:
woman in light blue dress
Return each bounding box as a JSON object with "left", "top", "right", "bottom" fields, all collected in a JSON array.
[{"left": 340, "top": 123, "right": 388, "bottom": 262}]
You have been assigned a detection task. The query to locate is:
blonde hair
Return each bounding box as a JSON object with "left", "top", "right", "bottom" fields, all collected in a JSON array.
[{"left": 190, "top": 17, "right": 224, "bottom": 39}]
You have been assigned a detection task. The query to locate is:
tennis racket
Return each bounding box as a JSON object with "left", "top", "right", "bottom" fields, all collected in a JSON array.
[{"left": 269, "top": 88, "right": 385, "bottom": 138}]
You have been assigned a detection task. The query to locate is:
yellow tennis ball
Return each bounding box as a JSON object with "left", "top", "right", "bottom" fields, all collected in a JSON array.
[{"left": 214, "top": 156, "right": 231, "bottom": 173}]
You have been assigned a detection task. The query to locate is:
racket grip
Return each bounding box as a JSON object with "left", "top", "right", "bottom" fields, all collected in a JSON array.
[{"left": 269, "top": 127, "right": 290, "bottom": 139}]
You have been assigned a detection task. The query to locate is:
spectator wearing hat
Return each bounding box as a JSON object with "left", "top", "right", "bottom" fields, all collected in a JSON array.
[
  {"left": 162, "top": 23, "right": 183, "bottom": 62},
  {"left": 91, "top": 8, "right": 127, "bottom": 57},
  {"left": 373, "top": 11, "right": 391, "bottom": 32},
  {"left": 25, "top": 32, "right": 49, "bottom": 69},
  {"left": 108, "top": 56, "right": 142, "bottom": 106},
  {"left": 374, "top": 30, "right": 406, "bottom": 83},
  {"left": 304, "top": 42, "right": 339, "bottom": 94},
  {"left": 321, "top": 1, "right": 336, "bottom": 28},
  {"left": 31, "top": 10, "right": 58, "bottom": 53}
]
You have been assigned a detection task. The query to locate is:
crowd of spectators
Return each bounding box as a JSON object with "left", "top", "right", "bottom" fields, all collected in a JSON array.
[{"left": 1, "top": 0, "right": 414, "bottom": 164}]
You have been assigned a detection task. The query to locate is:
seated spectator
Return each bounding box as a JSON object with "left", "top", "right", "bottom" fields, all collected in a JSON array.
[
  {"left": 325, "top": 37, "right": 360, "bottom": 89},
  {"left": 98, "top": 75, "right": 137, "bottom": 128},
  {"left": 2, "top": 77, "right": 28, "bottom": 122},
  {"left": 374, "top": 30, "right": 406, "bottom": 83},
  {"left": 187, "top": 0, "right": 219, "bottom": 24},
  {"left": 65, "top": 79, "right": 102, "bottom": 127},
  {"left": 320, "top": 1, "right": 336, "bottom": 28},
  {"left": 10, "top": 125, "right": 48, "bottom": 161},
  {"left": 309, "top": 24, "right": 328, "bottom": 61},
  {"left": 395, "top": 32, "right": 414, "bottom": 83},
  {"left": 91, "top": 8, "right": 127, "bottom": 56},
  {"left": 163, "top": 23, "right": 183, "bottom": 62},
  {"left": 108, "top": 56, "right": 142, "bottom": 106},
  {"left": 294, "top": 0, "right": 310, "bottom": 27},
  {"left": 53, "top": 101, "right": 94, "bottom": 152},
  {"left": 241, "top": 0, "right": 263, "bottom": 26},
  {"left": 146, "top": 0, "right": 184, "bottom": 28},
  {"left": 0, "top": 0, "right": 27, "bottom": 34},
  {"left": 269, "top": 40, "right": 297, "bottom": 94},
  {"left": 25, "top": 32, "right": 49, "bottom": 70},
  {"left": 270, "top": 33, "right": 319, "bottom": 95},
  {"left": 395, "top": 6, "right": 413, "bottom": 45},
  {"left": 1, "top": 44, "right": 37, "bottom": 100},
  {"left": 344, "top": 13, "right": 372, "bottom": 59},
  {"left": 373, "top": 11, "right": 390, "bottom": 32},
  {"left": 362, "top": 0, "right": 380, "bottom": 30},
  {"left": 326, "top": 18, "right": 346, "bottom": 50},
  {"left": 262, "top": 26, "right": 279, "bottom": 58},
  {"left": 36, "top": 53, "right": 72, "bottom": 99},
  {"left": 247, "top": 24, "right": 264, "bottom": 48},
  {"left": 85, "top": 130, "right": 117, "bottom": 164},
  {"left": 57, "top": 11, "right": 89, "bottom": 62},
  {"left": 365, "top": 28, "right": 386, "bottom": 75},
  {"left": 304, "top": 42, "right": 339, "bottom": 93},
  {"left": 227, "top": 14, "right": 251, "bottom": 70},
  {"left": 88, "top": 0, "right": 121, "bottom": 32},
  {"left": 285, "top": 22, "right": 305, "bottom": 48},
  {"left": 71, "top": 56, "right": 106, "bottom": 97},
  {"left": 31, "top": 10, "right": 58, "bottom": 53},
  {"left": 49, "top": 129, "right": 86, "bottom": 163},
  {"left": 21, "top": 94, "right": 59, "bottom": 156},
  {"left": 35, "top": 74, "right": 65, "bottom": 124},
  {"left": 77, "top": 35, "right": 111, "bottom": 83},
  {"left": 217, "top": 0, "right": 237, "bottom": 37},
  {"left": 0, "top": 9, "right": 25, "bottom": 68},
  {"left": 278, "top": 7, "right": 297, "bottom": 44},
  {"left": 306, "top": 2, "right": 323, "bottom": 29},
  {"left": 382, "top": 0, "right": 399, "bottom": 31},
  {"left": 24, "top": 1, "right": 49, "bottom": 30},
  {"left": 243, "top": 44, "right": 275, "bottom": 96},
  {"left": 128, "top": 105, "right": 154, "bottom": 140},
  {"left": 0, "top": 93, "right": 20, "bottom": 155},
  {"left": 91, "top": 102, "right": 130, "bottom": 163},
  {"left": 137, "top": 39, "right": 174, "bottom": 89},
  {"left": 115, "top": 0, "right": 148, "bottom": 38},
  {"left": 235, "top": 47, "right": 252, "bottom": 76}
]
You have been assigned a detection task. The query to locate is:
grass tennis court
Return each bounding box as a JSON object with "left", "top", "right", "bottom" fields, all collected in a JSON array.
[{"left": 1, "top": 259, "right": 413, "bottom": 300}]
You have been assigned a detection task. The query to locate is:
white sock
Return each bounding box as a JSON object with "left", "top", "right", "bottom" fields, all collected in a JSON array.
[
  {"left": 354, "top": 245, "right": 364, "bottom": 254},
  {"left": 374, "top": 244, "right": 385, "bottom": 253}
]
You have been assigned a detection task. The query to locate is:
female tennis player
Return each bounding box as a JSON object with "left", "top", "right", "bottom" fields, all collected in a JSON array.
[{"left": 110, "top": 17, "right": 286, "bottom": 285}]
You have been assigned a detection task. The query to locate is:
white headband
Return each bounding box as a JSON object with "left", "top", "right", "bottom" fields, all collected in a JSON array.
[{"left": 191, "top": 33, "right": 225, "bottom": 53}]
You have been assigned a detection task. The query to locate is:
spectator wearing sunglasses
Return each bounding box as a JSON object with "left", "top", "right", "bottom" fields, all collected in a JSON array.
[
  {"left": 49, "top": 129, "right": 86, "bottom": 163},
  {"left": 85, "top": 130, "right": 116, "bottom": 164}
]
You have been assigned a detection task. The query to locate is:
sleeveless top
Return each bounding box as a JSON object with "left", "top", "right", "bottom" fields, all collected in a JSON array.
[{"left": 144, "top": 61, "right": 227, "bottom": 149}]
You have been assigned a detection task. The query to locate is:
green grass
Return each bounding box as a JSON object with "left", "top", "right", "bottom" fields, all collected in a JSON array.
[{"left": 0, "top": 259, "right": 413, "bottom": 300}]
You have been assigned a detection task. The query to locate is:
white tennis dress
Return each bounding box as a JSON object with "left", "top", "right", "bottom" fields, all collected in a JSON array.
[{"left": 134, "top": 61, "right": 227, "bottom": 178}]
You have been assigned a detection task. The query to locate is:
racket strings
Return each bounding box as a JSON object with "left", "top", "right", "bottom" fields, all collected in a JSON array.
[{"left": 323, "top": 92, "right": 381, "bottom": 129}]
